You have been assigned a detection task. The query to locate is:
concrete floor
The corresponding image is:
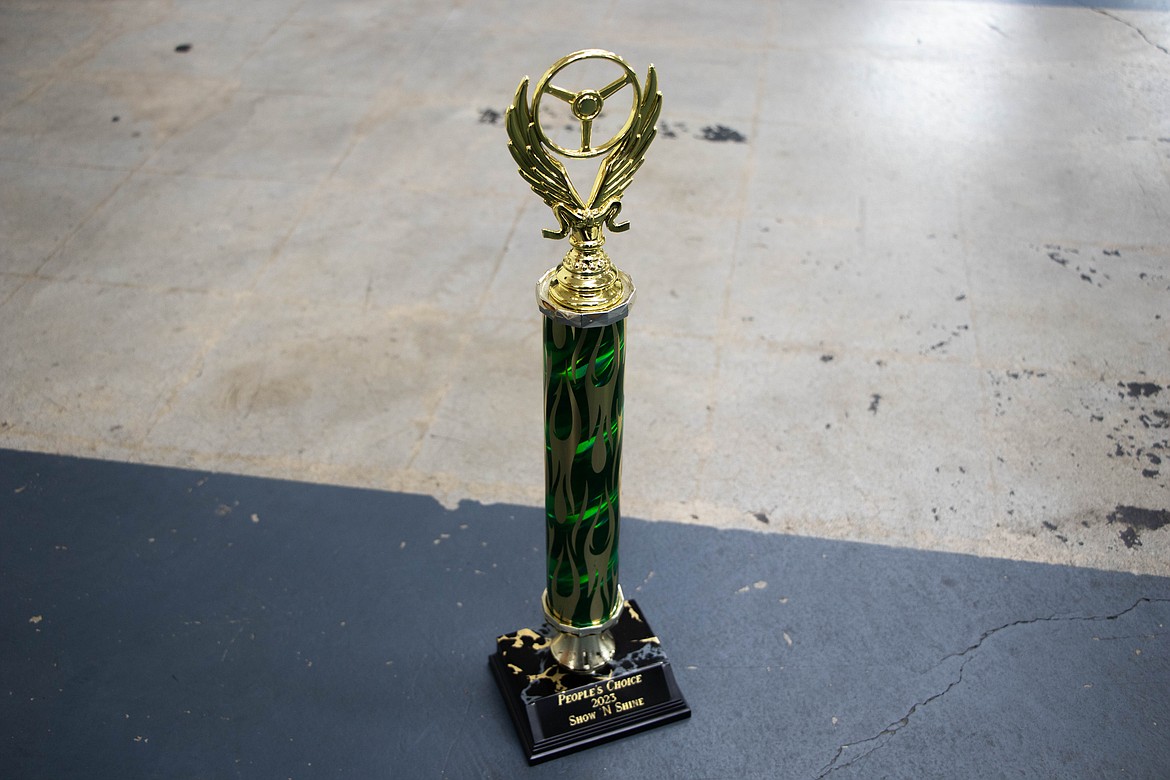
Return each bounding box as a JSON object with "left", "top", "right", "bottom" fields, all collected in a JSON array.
[{"left": 1, "top": 0, "right": 1168, "bottom": 577}]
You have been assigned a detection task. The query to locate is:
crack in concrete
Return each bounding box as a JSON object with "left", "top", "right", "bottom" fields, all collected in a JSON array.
[
  {"left": 1090, "top": 7, "right": 1170, "bottom": 57},
  {"left": 813, "top": 597, "right": 1170, "bottom": 779},
  {"left": 937, "top": 596, "right": 1168, "bottom": 666},
  {"left": 815, "top": 670, "right": 966, "bottom": 779}
]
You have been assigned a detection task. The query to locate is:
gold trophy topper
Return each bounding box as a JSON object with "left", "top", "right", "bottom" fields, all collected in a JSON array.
[{"left": 507, "top": 50, "right": 662, "bottom": 322}]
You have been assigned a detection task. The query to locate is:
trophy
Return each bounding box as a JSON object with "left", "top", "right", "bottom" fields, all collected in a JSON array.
[{"left": 488, "top": 50, "right": 690, "bottom": 764}]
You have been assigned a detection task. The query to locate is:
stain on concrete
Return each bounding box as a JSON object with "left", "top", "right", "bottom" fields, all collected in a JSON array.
[
  {"left": 1137, "top": 270, "right": 1170, "bottom": 291},
  {"left": 1041, "top": 521, "right": 1070, "bottom": 544},
  {"left": 1040, "top": 244, "right": 1113, "bottom": 288},
  {"left": 1108, "top": 506, "right": 1170, "bottom": 549},
  {"left": 219, "top": 360, "right": 313, "bottom": 418},
  {"left": 698, "top": 125, "right": 746, "bottom": 143},
  {"left": 1104, "top": 381, "right": 1168, "bottom": 492},
  {"left": 923, "top": 323, "right": 970, "bottom": 355},
  {"left": 1119, "top": 526, "right": 1142, "bottom": 548},
  {"left": 1141, "top": 410, "right": 1169, "bottom": 429},
  {"left": 987, "top": 369, "right": 1049, "bottom": 418},
  {"left": 990, "top": 370, "right": 1169, "bottom": 558},
  {"left": 1121, "top": 382, "right": 1163, "bottom": 398},
  {"left": 1108, "top": 506, "right": 1170, "bottom": 532}
]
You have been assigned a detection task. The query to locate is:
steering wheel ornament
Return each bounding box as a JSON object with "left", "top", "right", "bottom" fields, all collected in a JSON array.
[
  {"left": 506, "top": 49, "right": 663, "bottom": 321},
  {"left": 532, "top": 50, "right": 640, "bottom": 159}
]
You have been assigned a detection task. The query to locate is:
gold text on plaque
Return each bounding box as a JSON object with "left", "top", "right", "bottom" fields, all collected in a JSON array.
[{"left": 506, "top": 49, "right": 662, "bottom": 317}]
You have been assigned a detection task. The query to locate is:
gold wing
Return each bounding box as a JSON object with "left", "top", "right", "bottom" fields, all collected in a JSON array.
[
  {"left": 587, "top": 65, "right": 662, "bottom": 211},
  {"left": 506, "top": 78, "right": 585, "bottom": 212}
]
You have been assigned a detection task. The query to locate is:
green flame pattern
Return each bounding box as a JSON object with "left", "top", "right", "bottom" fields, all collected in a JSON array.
[{"left": 543, "top": 318, "right": 625, "bottom": 629}]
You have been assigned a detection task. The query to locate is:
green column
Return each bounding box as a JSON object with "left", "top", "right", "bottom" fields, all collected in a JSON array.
[{"left": 543, "top": 317, "right": 625, "bottom": 629}]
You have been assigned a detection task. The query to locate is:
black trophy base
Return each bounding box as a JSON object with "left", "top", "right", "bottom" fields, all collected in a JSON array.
[{"left": 488, "top": 599, "right": 690, "bottom": 764}]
